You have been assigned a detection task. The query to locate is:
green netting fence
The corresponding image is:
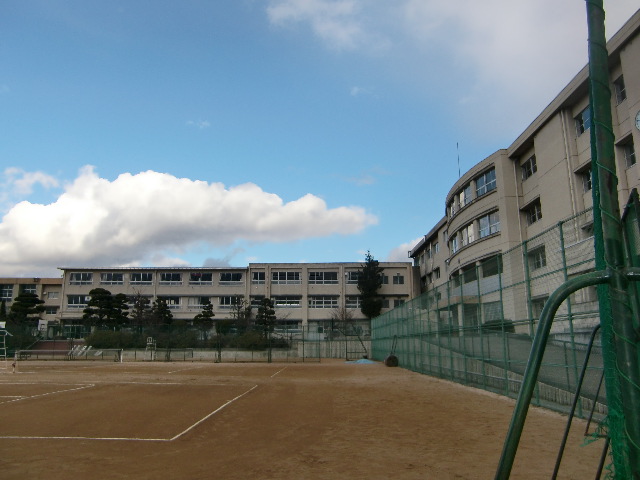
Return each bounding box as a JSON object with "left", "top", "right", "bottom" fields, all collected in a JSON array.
[{"left": 372, "top": 207, "right": 607, "bottom": 417}]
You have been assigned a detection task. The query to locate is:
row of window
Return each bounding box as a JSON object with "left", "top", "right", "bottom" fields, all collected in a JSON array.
[
  {"left": 68, "top": 271, "right": 405, "bottom": 286},
  {"left": 448, "top": 168, "right": 497, "bottom": 218},
  {"left": 66, "top": 295, "right": 406, "bottom": 310},
  {"left": 450, "top": 256, "right": 502, "bottom": 286},
  {"left": 449, "top": 211, "right": 501, "bottom": 254},
  {"left": 0, "top": 285, "right": 59, "bottom": 301}
]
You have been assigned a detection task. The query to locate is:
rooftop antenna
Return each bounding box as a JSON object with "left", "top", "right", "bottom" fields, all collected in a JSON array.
[{"left": 457, "top": 142, "right": 461, "bottom": 178}]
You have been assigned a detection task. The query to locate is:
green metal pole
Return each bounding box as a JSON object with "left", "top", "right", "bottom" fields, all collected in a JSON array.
[
  {"left": 495, "top": 270, "right": 612, "bottom": 479},
  {"left": 586, "top": 1, "right": 640, "bottom": 477}
]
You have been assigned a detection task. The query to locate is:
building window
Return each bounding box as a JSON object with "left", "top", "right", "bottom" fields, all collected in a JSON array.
[
  {"left": 45, "top": 307, "right": 58, "bottom": 315},
  {"left": 131, "top": 272, "right": 153, "bottom": 285},
  {"left": 483, "top": 301, "right": 502, "bottom": 321},
  {"left": 572, "top": 285, "right": 598, "bottom": 304},
  {"left": 575, "top": 107, "right": 591, "bottom": 136},
  {"left": 379, "top": 274, "right": 389, "bottom": 285},
  {"left": 252, "top": 271, "right": 266, "bottom": 284},
  {"left": 613, "top": 75, "right": 626, "bottom": 104},
  {"left": 273, "top": 296, "right": 302, "bottom": 307},
  {"left": 475, "top": 168, "right": 496, "bottom": 197},
  {"left": 0, "top": 284, "right": 13, "bottom": 301},
  {"left": 481, "top": 256, "right": 501, "bottom": 278},
  {"left": 159, "top": 272, "right": 182, "bottom": 286},
  {"left": 21, "top": 284, "right": 37, "bottom": 294},
  {"left": 189, "top": 272, "right": 213, "bottom": 285},
  {"left": 528, "top": 246, "right": 547, "bottom": 270},
  {"left": 159, "top": 296, "right": 180, "bottom": 309},
  {"left": 250, "top": 295, "right": 265, "bottom": 307},
  {"left": 220, "top": 272, "right": 243, "bottom": 284},
  {"left": 345, "top": 296, "right": 362, "bottom": 308},
  {"left": 308, "top": 296, "right": 339, "bottom": 308},
  {"left": 271, "top": 271, "right": 301, "bottom": 284},
  {"left": 581, "top": 167, "right": 592, "bottom": 192},
  {"left": 433, "top": 268, "right": 440, "bottom": 280},
  {"left": 462, "top": 265, "right": 477, "bottom": 283},
  {"left": 346, "top": 271, "right": 360, "bottom": 284},
  {"left": 479, "top": 212, "right": 500, "bottom": 238},
  {"left": 623, "top": 141, "right": 636, "bottom": 168},
  {"left": 47, "top": 291, "right": 59, "bottom": 300},
  {"left": 434, "top": 242, "right": 439, "bottom": 254},
  {"left": 187, "top": 296, "right": 210, "bottom": 309},
  {"left": 69, "top": 272, "right": 92, "bottom": 285},
  {"left": 450, "top": 234, "right": 459, "bottom": 254},
  {"left": 101, "top": 272, "right": 124, "bottom": 285},
  {"left": 67, "top": 295, "right": 88, "bottom": 309},
  {"left": 392, "top": 274, "right": 404, "bottom": 285},
  {"left": 531, "top": 296, "right": 549, "bottom": 318},
  {"left": 461, "top": 184, "right": 472, "bottom": 206},
  {"left": 521, "top": 155, "right": 537, "bottom": 181},
  {"left": 393, "top": 299, "right": 405, "bottom": 308},
  {"left": 308, "top": 271, "right": 339, "bottom": 284},
  {"left": 219, "top": 296, "right": 241, "bottom": 308},
  {"left": 461, "top": 223, "right": 475, "bottom": 246},
  {"left": 524, "top": 199, "right": 542, "bottom": 225}
]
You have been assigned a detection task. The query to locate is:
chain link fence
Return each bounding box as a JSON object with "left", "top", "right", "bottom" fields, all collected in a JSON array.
[{"left": 372, "top": 208, "right": 607, "bottom": 418}]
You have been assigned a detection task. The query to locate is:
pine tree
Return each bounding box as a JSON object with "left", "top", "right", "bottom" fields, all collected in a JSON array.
[
  {"left": 255, "top": 298, "right": 276, "bottom": 338},
  {"left": 9, "top": 292, "right": 45, "bottom": 326},
  {"left": 357, "top": 251, "right": 384, "bottom": 320},
  {"left": 150, "top": 298, "right": 173, "bottom": 325},
  {"left": 193, "top": 299, "right": 215, "bottom": 342}
]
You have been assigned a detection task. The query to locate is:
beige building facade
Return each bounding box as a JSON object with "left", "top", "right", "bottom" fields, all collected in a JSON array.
[
  {"left": 0, "top": 278, "right": 63, "bottom": 333},
  {"left": 412, "top": 9, "right": 640, "bottom": 287},
  {"left": 52, "top": 262, "right": 418, "bottom": 336},
  {"left": 410, "top": 9, "right": 640, "bottom": 335}
]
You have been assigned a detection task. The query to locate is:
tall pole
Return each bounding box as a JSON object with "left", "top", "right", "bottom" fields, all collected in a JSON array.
[{"left": 586, "top": 1, "right": 640, "bottom": 477}]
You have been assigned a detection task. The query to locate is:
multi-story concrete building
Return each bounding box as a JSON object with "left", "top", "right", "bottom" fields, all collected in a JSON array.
[
  {"left": 410, "top": 9, "right": 640, "bottom": 335},
  {"left": 54, "top": 262, "right": 418, "bottom": 337},
  {"left": 0, "top": 278, "right": 63, "bottom": 334}
]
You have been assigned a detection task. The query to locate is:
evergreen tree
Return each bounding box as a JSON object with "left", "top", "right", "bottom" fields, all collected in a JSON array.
[
  {"left": 357, "top": 251, "right": 384, "bottom": 320},
  {"left": 193, "top": 298, "right": 215, "bottom": 342},
  {"left": 9, "top": 292, "right": 45, "bottom": 326},
  {"left": 255, "top": 298, "right": 276, "bottom": 338},
  {"left": 150, "top": 298, "right": 173, "bottom": 325},
  {"left": 82, "top": 288, "right": 129, "bottom": 329},
  {"left": 129, "top": 292, "right": 152, "bottom": 325}
]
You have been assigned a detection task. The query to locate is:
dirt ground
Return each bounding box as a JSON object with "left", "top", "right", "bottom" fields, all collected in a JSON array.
[{"left": 0, "top": 360, "right": 606, "bottom": 479}]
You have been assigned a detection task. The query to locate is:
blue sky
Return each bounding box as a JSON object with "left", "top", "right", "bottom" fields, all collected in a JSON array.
[{"left": 1, "top": 1, "right": 638, "bottom": 277}]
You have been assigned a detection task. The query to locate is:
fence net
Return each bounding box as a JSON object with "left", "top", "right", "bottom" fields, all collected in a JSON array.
[{"left": 372, "top": 208, "right": 606, "bottom": 418}]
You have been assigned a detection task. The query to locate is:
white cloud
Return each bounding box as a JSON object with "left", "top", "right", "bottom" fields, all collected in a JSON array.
[
  {"left": 267, "top": 1, "right": 639, "bottom": 138},
  {"left": 386, "top": 237, "right": 421, "bottom": 262},
  {"left": 267, "top": 0, "right": 390, "bottom": 52},
  {"left": 186, "top": 120, "right": 211, "bottom": 130},
  {"left": 3, "top": 167, "right": 60, "bottom": 195},
  {"left": 0, "top": 166, "right": 377, "bottom": 276},
  {"left": 400, "top": 1, "right": 640, "bottom": 137},
  {"left": 350, "top": 85, "right": 374, "bottom": 97}
]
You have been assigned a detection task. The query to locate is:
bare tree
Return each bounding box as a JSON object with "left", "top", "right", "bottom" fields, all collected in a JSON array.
[{"left": 330, "top": 306, "right": 368, "bottom": 358}]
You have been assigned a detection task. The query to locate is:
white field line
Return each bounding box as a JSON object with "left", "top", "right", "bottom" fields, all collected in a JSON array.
[
  {"left": 0, "top": 383, "right": 259, "bottom": 443},
  {"left": 169, "top": 384, "right": 258, "bottom": 441},
  {"left": 167, "top": 365, "right": 206, "bottom": 374},
  {"left": 0, "top": 435, "right": 170, "bottom": 442},
  {"left": 270, "top": 367, "right": 287, "bottom": 378},
  {"left": 0, "top": 384, "right": 95, "bottom": 405}
]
